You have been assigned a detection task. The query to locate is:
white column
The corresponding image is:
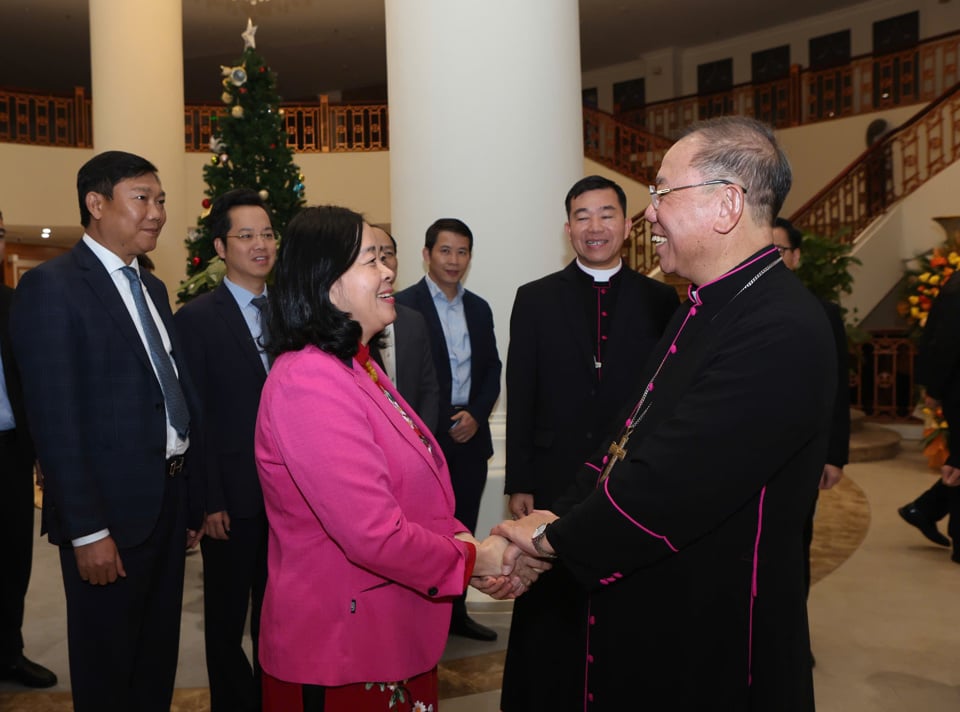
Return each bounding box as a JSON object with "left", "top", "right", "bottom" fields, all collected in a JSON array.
[
  {"left": 385, "top": 0, "right": 584, "bottom": 567},
  {"left": 89, "top": 0, "right": 186, "bottom": 301}
]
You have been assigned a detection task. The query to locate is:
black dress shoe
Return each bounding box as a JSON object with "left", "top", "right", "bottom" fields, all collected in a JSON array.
[
  {"left": 449, "top": 614, "right": 498, "bottom": 642},
  {"left": 0, "top": 654, "right": 57, "bottom": 688},
  {"left": 898, "top": 504, "right": 951, "bottom": 547}
]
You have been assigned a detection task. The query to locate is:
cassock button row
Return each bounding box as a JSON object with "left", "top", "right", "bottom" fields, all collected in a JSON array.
[
  {"left": 601, "top": 311, "right": 608, "bottom": 317},
  {"left": 589, "top": 615, "right": 596, "bottom": 625},
  {"left": 601, "top": 335, "right": 608, "bottom": 341},
  {"left": 427, "top": 586, "right": 438, "bottom": 596},
  {"left": 588, "top": 693, "right": 595, "bottom": 702}
]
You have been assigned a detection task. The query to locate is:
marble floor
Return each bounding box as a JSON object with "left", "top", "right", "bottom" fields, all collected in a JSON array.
[{"left": 2, "top": 442, "right": 959, "bottom": 711}]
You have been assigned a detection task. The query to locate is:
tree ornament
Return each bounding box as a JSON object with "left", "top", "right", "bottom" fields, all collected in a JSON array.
[
  {"left": 219, "top": 153, "right": 229, "bottom": 165},
  {"left": 258, "top": 189, "right": 269, "bottom": 201},
  {"left": 230, "top": 67, "right": 248, "bottom": 87},
  {"left": 278, "top": 108, "right": 285, "bottom": 117},
  {"left": 231, "top": 105, "right": 245, "bottom": 119},
  {"left": 221, "top": 91, "right": 232, "bottom": 104},
  {"left": 241, "top": 18, "right": 257, "bottom": 50},
  {"left": 210, "top": 137, "right": 225, "bottom": 153},
  {"left": 192, "top": 256, "right": 201, "bottom": 266},
  {"left": 210, "top": 155, "right": 219, "bottom": 165},
  {"left": 202, "top": 198, "right": 211, "bottom": 209},
  {"left": 187, "top": 228, "right": 200, "bottom": 243},
  {"left": 298, "top": 173, "right": 304, "bottom": 181}
]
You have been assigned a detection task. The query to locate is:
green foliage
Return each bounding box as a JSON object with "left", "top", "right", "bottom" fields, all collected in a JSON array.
[
  {"left": 178, "top": 43, "right": 305, "bottom": 302},
  {"left": 794, "top": 232, "right": 861, "bottom": 321}
]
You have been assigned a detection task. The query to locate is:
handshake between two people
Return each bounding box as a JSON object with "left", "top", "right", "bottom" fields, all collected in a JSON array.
[{"left": 455, "top": 509, "right": 559, "bottom": 600}]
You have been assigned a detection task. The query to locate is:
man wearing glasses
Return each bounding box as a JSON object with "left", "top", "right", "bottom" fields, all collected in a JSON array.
[
  {"left": 495, "top": 117, "right": 835, "bottom": 710},
  {"left": 500, "top": 176, "right": 678, "bottom": 711},
  {"left": 174, "top": 189, "right": 276, "bottom": 712}
]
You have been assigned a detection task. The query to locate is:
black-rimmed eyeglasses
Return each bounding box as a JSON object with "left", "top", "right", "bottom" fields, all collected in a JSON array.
[{"left": 648, "top": 179, "right": 747, "bottom": 209}]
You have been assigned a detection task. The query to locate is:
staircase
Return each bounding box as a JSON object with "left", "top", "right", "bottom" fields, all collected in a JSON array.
[{"left": 849, "top": 409, "right": 902, "bottom": 463}]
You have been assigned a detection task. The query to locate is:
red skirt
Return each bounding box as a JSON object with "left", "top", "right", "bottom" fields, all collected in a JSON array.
[{"left": 263, "top": 667, "right": 439, "bottom": 712}]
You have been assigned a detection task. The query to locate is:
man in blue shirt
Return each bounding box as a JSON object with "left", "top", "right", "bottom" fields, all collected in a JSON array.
[
  {"left": 174, "top": 189, "right": 276, "bottom": 711},
  {"left": 395, "top": 218, "right": 502, "bottom": 641}
]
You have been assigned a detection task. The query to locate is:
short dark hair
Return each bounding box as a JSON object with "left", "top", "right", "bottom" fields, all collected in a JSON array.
[
  {"left": 425, "top": 218, "right": 473, "bottom": 252},
  {"left": 374, "top": 224, "right": 397, "bottom": 251},
  {"left": 774, "top": 217, "right": 803, "bottom": 250},
  {"left": 267, "top": 206, "right": 365, "bottom": 360},
  {"left": 682, "top": 116, "right": 792, "bottom": 226},
  {"left": 565, "top": 175, "right": 627, "bottom": 217},
  {"left": 77, "top": 151, "right": 159, "bottom": 228},
  {"left": 206, "top": 189, "right": 269, "bottom": 245}
]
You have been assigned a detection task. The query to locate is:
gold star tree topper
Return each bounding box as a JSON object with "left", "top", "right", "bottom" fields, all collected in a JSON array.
[{"left": 242, "top": 18, "right": 257, "bottom": 50}]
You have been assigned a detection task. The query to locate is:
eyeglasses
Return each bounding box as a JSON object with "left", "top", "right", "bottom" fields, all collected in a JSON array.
[
  {"left": 648, "top": 179, "right": 747, "bottom": 209},
  {"left": 226, "top": 231, "right": 276, "bottom": 242},
  {"left": 774, "top": 245, "right": 798, "bottom": 256}
]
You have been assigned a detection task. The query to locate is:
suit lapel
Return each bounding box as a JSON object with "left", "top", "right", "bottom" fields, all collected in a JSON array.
[
  {"left": 212, "top": 283, "right": 268, "bottom": 379},
  {"left": 414, "top": 279, "right": 452, "bottom": 389},
  {"left": 73, "top": 242, "right": 154, "bottom": 375},
  {"left": 354, "top": 358, "right": 443, "bottom": 477}
]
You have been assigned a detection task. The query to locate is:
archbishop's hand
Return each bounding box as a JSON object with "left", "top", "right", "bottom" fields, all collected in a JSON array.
[{"left": 491, "top": 509, "right": 559, "bottom": 557}]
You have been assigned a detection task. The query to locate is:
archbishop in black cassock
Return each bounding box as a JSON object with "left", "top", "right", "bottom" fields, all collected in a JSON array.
[{"left": 496, "top": 117, "right": 835, "bottom": 711}]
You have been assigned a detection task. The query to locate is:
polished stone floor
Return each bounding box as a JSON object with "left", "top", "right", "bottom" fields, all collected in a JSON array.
[{"left": 2, "top": 443, "right": 959, "bottom": 711}]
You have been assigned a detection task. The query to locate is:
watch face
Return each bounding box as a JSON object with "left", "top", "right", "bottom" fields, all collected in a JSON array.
[{"left": 533, "top": 523, "right": 547, "bottom": 537}]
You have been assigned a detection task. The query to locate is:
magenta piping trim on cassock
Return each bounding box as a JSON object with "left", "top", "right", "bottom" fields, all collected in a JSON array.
[
  {"left": 602, "top": 478, "right": 679, "bottom": 552},
  {"left": 582, "top": 602, "right": 593, "bottom": 712},
  {"left": 747, "top": 484, "right": 767, "bottom": 687},
  {"left": 696, "top": 245, "right": 779, "bottom": 293}
]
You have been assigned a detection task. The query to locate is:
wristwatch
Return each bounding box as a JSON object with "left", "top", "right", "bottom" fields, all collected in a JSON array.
[{"left": 532, "top": 523, "right": 558, "bottom": 559}]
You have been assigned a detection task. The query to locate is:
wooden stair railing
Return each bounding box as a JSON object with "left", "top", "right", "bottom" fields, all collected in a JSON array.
[
  {"left": 790, "top": 80, "right": 960, "bottom": 242},
  {"left": 583, "top": 106, "right": 672, "bottom": 186}
]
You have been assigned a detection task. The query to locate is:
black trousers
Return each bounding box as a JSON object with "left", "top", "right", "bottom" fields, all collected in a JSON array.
[
  {"left": 913, "top": 480, "right": 960, "bottom": 547},
  {"left": 201, "top": 512, "right": 268, "bottom": 712},
  {"left": 59, "top": 473, "right": 186, "bottom": 712},
  {"left": 0, "top": 432, "right": 34, "bottom": 665}
]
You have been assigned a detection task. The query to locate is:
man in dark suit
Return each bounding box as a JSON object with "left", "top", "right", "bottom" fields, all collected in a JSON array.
[
  {"left": 174, "top": 189, "right": 275, "bottom": 711},
  {"left": 500, "top": 176, "right": 679, "bottom": 710},
  {"left": 370, "top": 225, "right": 440, "bottom": 432},
  {"left": 0, "top": 210, "right": 57, "bottom": 689},
  {"left": 10, "top": 151, "right": 202, "bottom": 712},
  {"left": 395, "top": 217, "right": 502, "bottom": 641},
  {"left": 898, "top": 271, "right": 960, "bottom": 560},
  {"left": 773, "top": 218, "right": 849, "bottom": 593}
]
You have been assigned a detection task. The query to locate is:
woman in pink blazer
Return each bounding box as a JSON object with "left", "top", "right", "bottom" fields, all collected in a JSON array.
[{"left": 255, "top": 206, "right": 540, "bottom": 712}]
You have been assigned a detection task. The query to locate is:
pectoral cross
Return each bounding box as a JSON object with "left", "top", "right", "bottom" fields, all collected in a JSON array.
[{"left": 598, "top": 429, "right": 632, "bottom": 485}]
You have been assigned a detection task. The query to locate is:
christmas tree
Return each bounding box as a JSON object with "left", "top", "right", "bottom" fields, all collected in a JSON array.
[{"left": 178, "top": 18, "right": 306, "bottom": 302}]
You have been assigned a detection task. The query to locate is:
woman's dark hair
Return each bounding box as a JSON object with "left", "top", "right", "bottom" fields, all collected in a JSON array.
[{"left": 267, "top": 205, "right": 364, "bottom": 360}]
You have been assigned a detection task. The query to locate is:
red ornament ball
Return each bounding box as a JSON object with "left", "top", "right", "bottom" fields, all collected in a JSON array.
[
  {"left": 239, "top": 88, "right": 247, "bottom": 94},
  {"left": 202, "top": 198, "right": 211, "bottom": 209},
  {"left": 270, "top": 143, "right": 276, "bottom": 149},
  {"left": 259, "top": 67, "right": 266, "bottom": 73},
  {"left": 192, "top": 256, "right": 201, "bottom": 266}
]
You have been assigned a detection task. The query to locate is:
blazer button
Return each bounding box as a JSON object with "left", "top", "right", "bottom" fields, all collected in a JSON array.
[{"left": 428, "top": 586, "right": 439, "bottom": 597}]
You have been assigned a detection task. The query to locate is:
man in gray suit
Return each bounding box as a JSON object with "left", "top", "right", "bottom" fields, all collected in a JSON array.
[{"left": 370, "top": 225, "right": 440, "bottom": 433}]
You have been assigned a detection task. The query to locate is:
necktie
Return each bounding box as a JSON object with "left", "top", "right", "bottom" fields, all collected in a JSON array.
[
  {"left": 250, "top": 295, "right": 271, "bottom": 368},
  {"left": 120, "top": 266, "right": 190, "bottom": 439}
]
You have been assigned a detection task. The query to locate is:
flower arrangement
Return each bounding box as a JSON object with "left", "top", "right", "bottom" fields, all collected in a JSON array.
[
  {"left": 921, "top": 401, "right": 950, "bottom": 470},
  {"left": 899, "top": 246, "right": 960, "bottom": 331},
  {"left": 900, "top": 239, "right": 958, "bottom": 470}
]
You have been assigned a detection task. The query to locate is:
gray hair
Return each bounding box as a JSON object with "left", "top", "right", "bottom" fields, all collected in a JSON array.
[{"left": 681, "top": 116, "right": 791, "bottom": 226}]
